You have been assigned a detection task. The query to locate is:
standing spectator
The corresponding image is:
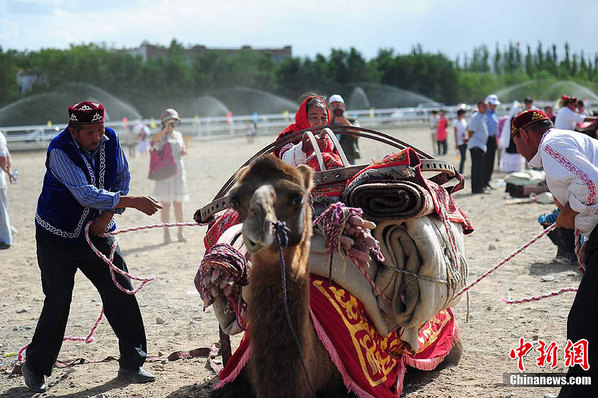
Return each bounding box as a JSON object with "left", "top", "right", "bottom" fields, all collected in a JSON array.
[
  {"left": 511, "top": 109, "right": 598, "bottom": 397},
  {"left": 523, "top": 96, "right": 535, "bottom": 110},
  {"left": 151, "top": 108, "right": 189, "bottom": 243},
  {"left": 123, "top": 125, "right": 137, "bottom": 158},
  {"left": 436, "top": 110, "right": 448, "bottom": 156},
  {"left": 544, "top": 105, "right": 557, "bottom": 123},
  {"left": 467, "top": 101, "right": 489, "bottom": 194},
  {"left": 23, "top": 101, "right": 161, "bottom": 393},
  {"left": 329, "top": 94, "right": 361, "bottom": 165},
  {"left": 555, "top": 95, "right": 597, "bottom": 130},
  {"left": 578, "top": 99, "right": 590, "bottom": 116},
  {"left": 0, "top": 130, "right": 15, "bottom": 249},
  {"left": 429, "top": 110, "right": 439, "bottom": 155},
  {"left": 133, "top": 120, "right": 151, "bottom": 156},
  {"left": 498, "top": 103, "right": 526, "bottom": 172},
  {"left": 483, "top": 94, "right": 500, "bottom": 190},
  {"left": 453, "top": 109, "right": 468, "bottom": 174}
]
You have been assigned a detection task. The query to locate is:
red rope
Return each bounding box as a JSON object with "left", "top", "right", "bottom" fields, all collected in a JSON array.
[
  {"left": 455, "top": 223, "right": 558, "bottom": 299},
  {"left": 17, "top": 221, "right": 202, "bottom": 363}
]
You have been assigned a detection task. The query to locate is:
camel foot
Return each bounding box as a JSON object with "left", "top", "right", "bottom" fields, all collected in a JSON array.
[
  {"left": 210, "top": 379, "right": 254, "bottom": 398},
  {"left": 443, "top": 334, "right": 463, "bottom": 366}
]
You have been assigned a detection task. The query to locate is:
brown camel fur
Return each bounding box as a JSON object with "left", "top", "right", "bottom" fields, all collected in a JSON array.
[
  {"left": 224, "top": 154, "right": 343, "bottom": 397},
  {"left": 213, "top": 154, "right": 462, "bottom": 397}
]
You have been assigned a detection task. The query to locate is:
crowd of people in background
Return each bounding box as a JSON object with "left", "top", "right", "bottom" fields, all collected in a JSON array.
[{"left": 425, "top": 93, "right": 597, "bottom": 195}]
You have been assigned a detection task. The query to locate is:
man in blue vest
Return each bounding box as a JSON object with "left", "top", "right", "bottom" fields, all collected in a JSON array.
[{"left": 22, "top": 101, "right": 162, "bottom": 393}]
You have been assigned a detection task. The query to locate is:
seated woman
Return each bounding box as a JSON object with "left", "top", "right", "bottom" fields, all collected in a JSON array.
[
  {"left": 275, "top": 95, "right": 344, "bottom": 171},
  {"left": 202, "top": 95, "right": 347, "bottom": 251}
]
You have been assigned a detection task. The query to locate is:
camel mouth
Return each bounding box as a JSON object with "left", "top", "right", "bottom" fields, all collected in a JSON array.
[{"left": 244, "top": 236, "right": 264, "bottom": 253}]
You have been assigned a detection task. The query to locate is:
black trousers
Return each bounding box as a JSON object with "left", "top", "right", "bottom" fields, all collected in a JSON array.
[
  {"left": 437, "top": 140, "right": 447, "bottom": 156},
  {"left": 559, "top": 227, "right": 598, "bottom": 397},
  {"left": 469, "top": 147, "right": 486, "bottom": 193},
  {"left": 483, "top": 136, "right": 497, "bottom": 187},
  {"left": 548, "top": 227, "right": 577, "bottom": 262},
  {"left": 458, "top": 144, "right": 467, "bottom": 174},
  {"left": 26, "top": 234, "right": 147, "bottom": 376}
]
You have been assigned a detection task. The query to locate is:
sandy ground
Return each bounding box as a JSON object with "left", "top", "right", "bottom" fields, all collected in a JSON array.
[{"left": 0, "top": 125, "right": 581, "bottom": 397}]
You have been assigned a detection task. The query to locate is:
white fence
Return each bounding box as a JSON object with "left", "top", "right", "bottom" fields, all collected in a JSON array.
[
  {"left": 2, "top": 106, "right": 435, "bottom": 151},
  {"left": 2, "top": 102, "right": 541, "bottom": 151}
]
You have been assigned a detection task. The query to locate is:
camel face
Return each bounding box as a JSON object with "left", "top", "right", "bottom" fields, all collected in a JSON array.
[{"left": 229, "top": 155, "right": 313, "bottom": 253}]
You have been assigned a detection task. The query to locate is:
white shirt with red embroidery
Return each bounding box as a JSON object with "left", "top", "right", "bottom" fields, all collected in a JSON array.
[
  {"left": 280, "top": 142, "right": 308, "bottom": 167},
  {"left": 528, "top": 128, "right": 598, "bottom": 236},
  {"left": 554, "top": 106, "right": 585, "bottom": 130}
]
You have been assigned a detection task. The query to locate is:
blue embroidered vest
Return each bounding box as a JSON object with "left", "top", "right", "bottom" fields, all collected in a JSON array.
[{"left": 35, "top": 127, "right": 120, "bottom": 244}]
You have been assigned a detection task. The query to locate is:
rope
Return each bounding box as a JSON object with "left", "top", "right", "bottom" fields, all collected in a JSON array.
[
  {"left": 273, "top": 221, "right": 317, "bottom": 398},
  {"left": 500, "top": 287, "right": 578, "bottom": 304},
  {"left": 197, "top": 243, "right": 249, "bottom": 330},
  {"left": 313, "top": 202, "right": 389, "bottom": 302},
  {"left": 17, "top": 220, "right": 202, "bottom": 363},
  {"left": 455, "top": 223, "right": 557, "bottom": 299},
  {"left": 105, "top": 221, "right": 200, "bottom": 236}
]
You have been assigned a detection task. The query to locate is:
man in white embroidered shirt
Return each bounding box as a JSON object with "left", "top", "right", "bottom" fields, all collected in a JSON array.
[{"left": 511, "top": 109, "right": 598, "bottom": 397}]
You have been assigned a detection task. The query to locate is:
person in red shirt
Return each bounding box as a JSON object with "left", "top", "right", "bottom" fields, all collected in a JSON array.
[{"left": 436, "top": 110, "right": 448, "bottom": 156}]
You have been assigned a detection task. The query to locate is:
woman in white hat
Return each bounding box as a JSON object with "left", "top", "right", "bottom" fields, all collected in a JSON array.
[{"left": 152, "top": 108, "right": 189, "bottom": 243}]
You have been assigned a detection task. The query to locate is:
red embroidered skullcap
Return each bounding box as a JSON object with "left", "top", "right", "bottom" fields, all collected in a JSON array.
[
  {"left": 561, "top": 95, "right": 577, "bottom": 104},
  {"left": 511, "top": 109, "right": 551, "bottom": 136},
  {"left": 68, "top": 101, "right": 105, "bottom": 125}
]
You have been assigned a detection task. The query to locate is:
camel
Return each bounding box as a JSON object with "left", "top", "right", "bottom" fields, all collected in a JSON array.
[
  {"left": 211, "top": 153, "right": 463, "bottom": 397},
  {"left": 218, "top": 154, "right": 344, "bottom": 397}
]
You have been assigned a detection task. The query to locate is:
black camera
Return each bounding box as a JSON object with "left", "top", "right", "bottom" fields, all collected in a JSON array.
[{"left": 332, "top": 108, "right": 344, "bottom": 117}]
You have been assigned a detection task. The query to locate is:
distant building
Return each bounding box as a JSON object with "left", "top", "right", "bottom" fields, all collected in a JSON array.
[
  {"left": 17, "top": 70, "right": 39, "bottom": 94},
  {"left": 118, "top": 43, "right": 292, "bottom": 64}
]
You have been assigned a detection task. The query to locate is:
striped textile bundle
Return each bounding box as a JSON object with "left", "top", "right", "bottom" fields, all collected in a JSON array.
[{"left": 343, "top": 168, "right": 436, "bottom": 221}]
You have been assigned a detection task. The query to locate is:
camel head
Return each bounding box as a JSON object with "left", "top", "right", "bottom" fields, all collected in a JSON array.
[{"left": 229, "top": 154, "right": 314, "bottom": 254}]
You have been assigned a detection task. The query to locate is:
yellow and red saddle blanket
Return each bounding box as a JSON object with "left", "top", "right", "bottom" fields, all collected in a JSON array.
[{"left": 216, "top": 275, "right": 458, "bottom": 397}]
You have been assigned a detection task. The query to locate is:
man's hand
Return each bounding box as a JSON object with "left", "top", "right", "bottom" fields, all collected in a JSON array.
[
  {"left": 332, "top": 114, "right": 350, "bottom": 126},
  {"left": 90, "top": 212, "right": 114, "bottom": 236},
  {"left": 556, "top": 202, "right": 578, "bottom": 229},
  {"left": 117, "top": 195, "right": 162, "bottom": 215},
  {"left": 133, "top": 196, "right": 162, "bottom": 215}
]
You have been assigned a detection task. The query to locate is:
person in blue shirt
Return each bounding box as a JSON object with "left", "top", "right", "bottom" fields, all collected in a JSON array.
[
  {"left": 22, "top": 101, "right": 162, "bottom": 393},
  {"left": 467, "top": 100, "right": 489, "bottom": 194},
  {"left": 483, "top": 94, "right": 500, "bottom": 190}
]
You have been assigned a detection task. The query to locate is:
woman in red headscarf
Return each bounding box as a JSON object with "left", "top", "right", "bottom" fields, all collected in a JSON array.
[{"left": 275, "top": 95, "right": 343, "bottom": 171}]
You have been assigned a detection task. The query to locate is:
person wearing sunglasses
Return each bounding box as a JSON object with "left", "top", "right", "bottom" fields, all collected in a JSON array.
[{"left": 152, "top": 108, "right": 189, "bottom": 243}]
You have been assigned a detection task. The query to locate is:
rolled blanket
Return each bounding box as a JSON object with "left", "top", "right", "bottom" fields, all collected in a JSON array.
[
  {"left": 343, "top": 178, "right": 436, "bottom": 221},
  {"left": 343, "top": 148, "right": 436, "bottom": 221},
  {"left": 372, "top": 215, "right": 467, "bottom": 351}
]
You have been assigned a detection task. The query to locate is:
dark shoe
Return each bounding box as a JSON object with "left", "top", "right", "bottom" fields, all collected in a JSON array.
[
  {"left": 118, "top": 367, "right": 156, "bottom": 383},
  {"left": 0, "top": 242, "right": 10, "bottom": 250},
  {"left": 22, "top": 362, "right": 46, "bottom": 393}
]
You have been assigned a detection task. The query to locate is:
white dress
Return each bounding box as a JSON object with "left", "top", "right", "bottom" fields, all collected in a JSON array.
[{"left": 152, "top": 131, "right": 189, "bottom": 202}]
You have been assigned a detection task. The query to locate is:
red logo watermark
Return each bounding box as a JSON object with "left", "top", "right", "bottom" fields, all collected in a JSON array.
[{"left": 509, "top": 338, "right": 589, "bottom": 372}]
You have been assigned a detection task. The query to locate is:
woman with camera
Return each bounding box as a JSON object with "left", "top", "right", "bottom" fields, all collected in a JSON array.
[{"left": 151, "top": 108, "right": 189, "bottom": 243}]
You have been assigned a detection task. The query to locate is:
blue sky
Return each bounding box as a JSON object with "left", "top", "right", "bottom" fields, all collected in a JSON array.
[{"left": 1, "top": 0, "right": 597, "bottom": 61}]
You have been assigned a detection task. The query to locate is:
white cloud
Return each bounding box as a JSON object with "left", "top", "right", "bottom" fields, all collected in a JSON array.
[{"left": 2, "top": 0, "right": 597, "bottom": 60}]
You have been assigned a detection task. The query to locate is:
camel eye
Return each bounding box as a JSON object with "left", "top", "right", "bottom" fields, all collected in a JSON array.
[{"left": 290, "top": 195, "right": 303, "bottom": 207}]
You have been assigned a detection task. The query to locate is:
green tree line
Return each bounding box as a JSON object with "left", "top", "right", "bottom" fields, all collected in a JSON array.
[{"left": 1, "top": 39, "right": 597, "bottom": 116}]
